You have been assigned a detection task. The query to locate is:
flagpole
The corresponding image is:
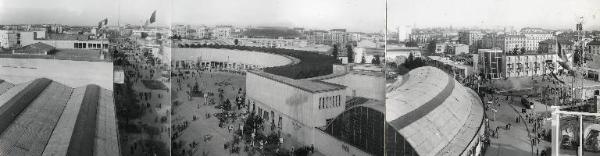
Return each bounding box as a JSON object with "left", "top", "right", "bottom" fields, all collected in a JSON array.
[{"left": 118, "top": 1, "right": 121, "bottom": 29}]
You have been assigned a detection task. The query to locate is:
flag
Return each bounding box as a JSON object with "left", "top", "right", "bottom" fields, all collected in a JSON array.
[
  {"left": 149, "top": 10, "right": 156, "bottom": 24},
  {"left": 97, "top": 18, "right": 108, "bottom": 29}
]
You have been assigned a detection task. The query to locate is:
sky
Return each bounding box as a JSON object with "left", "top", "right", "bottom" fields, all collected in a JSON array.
[
  {"left": 0, "top": 0, "right": 385, "bottom": 33},
  {"left": 0, "top": 0, "right": 172, "bottom": 27},
  {"left": 171, "top": 0, "right": 385, "bottom": 33},
  {"left": 388, "top": 0, "right": 600, "bottom": 31},
  {"left": 5, "top": 0, "right": 593, "bottom": 32}
]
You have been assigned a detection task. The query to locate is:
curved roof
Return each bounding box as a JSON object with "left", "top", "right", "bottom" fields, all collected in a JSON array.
[
  {"left": 386, "top": 66, "right": 484, "bottom": 156},
  {"left": 0, "top": 78, "right": 119, "bottom": 156}
]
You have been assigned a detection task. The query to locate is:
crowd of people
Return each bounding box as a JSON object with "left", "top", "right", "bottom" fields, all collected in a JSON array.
[{"left": 114, "top": 37, "right": 171, "bottom": 156}]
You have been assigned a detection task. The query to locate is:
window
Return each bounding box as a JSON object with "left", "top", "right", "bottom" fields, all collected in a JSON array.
[
  {"left": 319, "top": 98, "right": 322, "bottom": 109},
  {"left": 278, "top": 116, "right": 282, "bottom": 128},
  {"left": 333, "top": 96, "right": 336, "bottom": 107}
]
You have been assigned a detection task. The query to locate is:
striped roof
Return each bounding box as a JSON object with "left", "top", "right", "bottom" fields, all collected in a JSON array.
[
  {"left": 386, "top": 66, "right": 484, "bottom": 156},
  {"left": 0, "top": 78, "right": 118, "bottom": 156}
]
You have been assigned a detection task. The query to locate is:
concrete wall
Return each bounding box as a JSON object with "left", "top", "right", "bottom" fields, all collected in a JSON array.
[
  {"left": 313, "top": 129, "right": 371, "bottom": 156},
  {"left": 247, "top": 72, "right": 349, "bottom": 145},
  {"left": 247, "top": 73, "right": 315, "bottom": 144},
  {"left": 313, "top": 90, "right": 346, "bottom": 127},
  {"left": 37, "top": 40, "right": 108, "bottom": 49}
]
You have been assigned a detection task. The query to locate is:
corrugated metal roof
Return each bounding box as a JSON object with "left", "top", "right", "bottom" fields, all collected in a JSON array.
[
  {"left": 0, "top": 79, "right": 119, "bottom": 156},
  {"left": 0, "top": 80, "right": 71, "bottom": 155}
]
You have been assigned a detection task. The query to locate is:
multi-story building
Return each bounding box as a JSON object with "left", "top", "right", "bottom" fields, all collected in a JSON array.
[
  {"left": 0, "top": 30, "right": 18, "bottom": 49},
  {"left": 477, "top": 49, "right": 504, "bottom": 79},
  {"left": 503, "top": 53, "right": 559, "bottom": 78},
  {"left": 328, "top": 29, "right": 349, "bottom": 45},
  {"left": 435, "top": 42, "right": 469, "bottom": 55},
  {"left": 588, "top": 40, "right": 600, "bottom": 54},
  {"left": 211, "top": 26, "right": 232, "bottom": 39},
  {"left": 235, "top": 38, "right": 307, "bottom": 48},
  {"left": 397, "top": 25, "right": 411, "bottom": 42},
  {"left": 481, "top": 33, "right": 505, "bottom": 49},
  {"left": 171, "top": 25, "right": 190, "bottom": 38},
  {"left": 409, "top": 31, "right": 438, "bottom": 44},
  {"left": 538, "top": 39, "right": 574, "bottom": 54},
  {"left": 350, "top": 32, "right": 364, "bottom": 42},
  {"left": 304, "top": 29, "right": 351, "bottom": 46},
  {"left": 459, "top": 30, "right": 483, "bottom": 50},
  {"left": 502, "top": 34, "right": 526, "bottom": 52},
  {"left": 195, "top": 26, "right": 210, "bottom": 39},
  {"left": 306, "top": 30, "right": 328, "bottom": 45},
  {"left": 448, "top": 43, "right": 469, "bottom": 55},
  {"left": 435, "top": 42, "right": 447, "bottom": 54},
  {"left": 523, "top": 32, "right": 555, "bottom": 51}
]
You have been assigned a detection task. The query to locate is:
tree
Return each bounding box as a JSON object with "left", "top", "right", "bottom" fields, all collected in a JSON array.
[
  {"left": 141, "top": 32, "right": 148, "bottom": 39},
  {"left": 372, "top": 55, "right": 381, "bottom": 64},
  {"left": 332, "top": 44, "right": 339, "bottom": 59},
  {"left": 361, "top": 56, "right": 366, "bottom": 64},
  {"left": 520, "top": 47, "right": 526, "bottom": 54},
  {"left": 243, "top": 113, "right": 264, "bottom": 136},
  {"left": 224, "top": 99, "right": 232, "bottom": 111},
  {"left": 406, "top": 52, "right": 415, "bottom": 69},
  {"left": 405, "top": 40, "right": 418, "bottom": 47},
  {"left": 192, "top": 82, "right": 199, "bottom": 93},
  {"left": 427, "top": 40, "right": 437, "bottom": 54},
  {"left": 346, "top": 44, "right": 354, "bottom": 63}
]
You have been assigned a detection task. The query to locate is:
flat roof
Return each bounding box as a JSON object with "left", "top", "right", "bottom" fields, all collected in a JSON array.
[{"left": 248, "top": 70, "right": 346, "bottom": 93}]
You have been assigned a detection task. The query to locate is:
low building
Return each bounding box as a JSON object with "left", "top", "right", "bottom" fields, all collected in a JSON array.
[
  {"left": 20, "top": 33, "right": 108, "bottom": 50},
  {"left": 428, "top": 56, "right": 474, "bottom": 78},
  {"left": 246, "top": 64, "right": 385, "bottom": 156},
  {"left": 11, "top": 42, "right": 55, "bottom": 55},
  {"left": 385, "top": 47, "right": 422, "bottom": 65}
]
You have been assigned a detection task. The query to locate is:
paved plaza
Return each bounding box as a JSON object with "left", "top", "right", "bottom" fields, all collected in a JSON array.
[{"left": 171, "top": 71, "right": 250, "bottom": 156}]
